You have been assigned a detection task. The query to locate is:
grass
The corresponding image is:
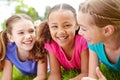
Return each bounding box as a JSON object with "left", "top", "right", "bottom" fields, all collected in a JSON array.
[
  {"left": 1, "top": 63, "right": 120, "bottom": 80},
  {"left": 0, "top": 66, "right": 34, "bottom": 80},
  {"left": 100, "top": 63, "right": 120, "bottom": 80}
]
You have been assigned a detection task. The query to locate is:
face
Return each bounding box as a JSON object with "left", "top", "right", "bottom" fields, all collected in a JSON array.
[
  {"left": 9, "top": 19, "right": 36, "bottom": 52},
  {"left": 48, "top": 10, "right": 78, "bottom": 47},
  {"left": 77, "top": 12, "right": 105, "bottom": 44}
]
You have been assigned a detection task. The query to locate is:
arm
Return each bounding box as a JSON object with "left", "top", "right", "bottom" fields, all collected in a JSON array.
[
  {"left": 81, "top": 67, "right": 106, "bottom": 80},
  {"left": 33, "top": 57, "right": 47, "bottom": 80},
  {"left": 48, "top": 52, "right": 61, "bottom": 80},
  {"left": 95, "top": 67, "right": 106, "bottom": 80},
  {"left": 70, "top": 49, "right": 89, "bottom": 80},
  {"left": 88, "top": 49, "right": 99, "bottom": 78},
  {"left": 1, "top": 60, "right": 13, "bottom": 80}
]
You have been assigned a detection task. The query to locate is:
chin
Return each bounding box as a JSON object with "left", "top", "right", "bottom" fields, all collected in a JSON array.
[{"left": 88, "top": 41, "right": 95, "bottom": 45}]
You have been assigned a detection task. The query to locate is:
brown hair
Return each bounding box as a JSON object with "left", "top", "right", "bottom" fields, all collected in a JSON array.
[
  {"left": 0, "top": 14, "right": 47, "bottom": 71},
  {"left": 28, "top": 20, "right": 49, "bottom": 62},
  {"left": 0, "top": 14, "right": 33, "bottom": 71},
  {"left": 29, "top": 21, "right": 49, "bottom": 62}
]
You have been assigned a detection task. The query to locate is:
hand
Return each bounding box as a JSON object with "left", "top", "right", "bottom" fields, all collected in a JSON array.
[
  {"left": 70, "top": 72, "right": 88, "bottom": 80},
  {"left": 33, "top": 76, "right": 46, "bottom": 80},
  {"left": 69, "top": 76, "right": 80, "bottom": 80},
  {"left": 96, "top": 67, "right": 106, "bottom": 80},
  {"left": 81, "top": 77, "right": 96, "bottom": 80},
  {"left": 81, "top": 67, "right": 106, "bottom": 80}
]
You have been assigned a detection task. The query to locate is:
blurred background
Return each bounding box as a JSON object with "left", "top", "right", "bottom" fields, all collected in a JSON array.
[{"left": 0, "top": 0, "right": 85, "bottom": 31}]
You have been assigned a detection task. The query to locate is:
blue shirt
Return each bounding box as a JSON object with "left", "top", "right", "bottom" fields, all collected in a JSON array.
[
  {"left": 88, "top": 43, "right": 120, "bottom": 71},
  {"left": 5, "top": 42, "right": 37, "bottom": 75}
]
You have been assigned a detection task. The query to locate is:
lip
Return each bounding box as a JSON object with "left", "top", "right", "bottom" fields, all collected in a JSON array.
[
  {"left": 23, "top": 40, "right": 33, "bottom": 44},
  {"left": 57, "top": 36, "right": 68, "bottom": 42}
]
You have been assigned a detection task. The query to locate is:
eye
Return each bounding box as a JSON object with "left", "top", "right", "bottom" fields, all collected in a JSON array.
[
  {"left": 64, "top": 24, "right": 71, "bottom": 29},
  {"left": 29, "top": 29, "right": 35, "bottom": 33},
  {"left": 18, "top": 31, "right": 24, "bottom": 34},
  {"left": 65, "top": 25, "right": 70, "bottom": 28},
  {"left": 50, "top": 25, "right": 58, "bottom": 30},
  {"left": 80, "top": 25, "right": 87, "bottom": 31}
]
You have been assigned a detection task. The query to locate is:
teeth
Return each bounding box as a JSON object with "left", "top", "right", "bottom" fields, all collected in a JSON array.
[
  {"left": 24, "top": 41, "right": 32, "bottom": 44},
  {"left": 58, "top": 36, "right": 67, "bottom": 40},
  {"left": 59, "top": 37, "right": 65, "bottom": 40}
]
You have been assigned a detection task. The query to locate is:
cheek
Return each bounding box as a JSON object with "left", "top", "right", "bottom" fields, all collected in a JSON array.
[{"left": 49, "top": 30, "right": 55, "bottom": 38}]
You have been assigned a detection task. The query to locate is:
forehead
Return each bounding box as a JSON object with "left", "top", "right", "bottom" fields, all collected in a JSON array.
[
  {"left": 11, "top": 19, "right": 34, "bottom": 30},
  {"left": 48, "top": 10, "right": 76, "bottom": 23},
  {"left": 77, "top": 12, "right": 95, "bottom": 26}
]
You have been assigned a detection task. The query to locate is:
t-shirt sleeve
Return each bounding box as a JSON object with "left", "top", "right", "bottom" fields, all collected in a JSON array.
[
  {"left": 81, "top": 37, "right": 88, "bottom": 51},
  {"left": 79, "top": 35, "right": 88, "bottom": 52},
  {"left": 5, "top": 54, "right": 10, "bottom": 60},
  {"left": 44, "top": 42, "right": 56, "bottom": 54},
  {"left": 76, "top": 35, "right": 88, "bottom": 53},
  {"left": 88, "top": 42, "right": 96, "bottom": 53}
]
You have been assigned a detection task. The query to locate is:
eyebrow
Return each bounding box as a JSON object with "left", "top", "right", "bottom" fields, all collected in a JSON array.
[{"left": 79, "top": 24, "right": 86, "bottom": 27}]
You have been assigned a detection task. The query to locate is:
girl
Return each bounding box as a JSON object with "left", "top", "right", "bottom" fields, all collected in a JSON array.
[
  {"left": 37, "top": 3, "right": 89, "bottom": 80},
  {"left": 77, "top": 0, "right": 120, "bottom": 79},
  {"left": 0, "top": 14, "right": 47, "bottom": 80}
]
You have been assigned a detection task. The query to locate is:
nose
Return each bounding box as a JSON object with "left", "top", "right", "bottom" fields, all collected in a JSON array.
[
  {"left": 58, "top": 28, "right": 66, "bottom": 35},
  {"left": 78, "top": 29, "right": 83, "bottom": 36},
  {"left": 25, "top": 33, "right": 31, "bottom": 39}
]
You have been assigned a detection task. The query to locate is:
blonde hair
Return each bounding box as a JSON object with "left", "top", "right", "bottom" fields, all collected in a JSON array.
[{"left": 79, "top": 0, "right": 120, "bottom": 39}]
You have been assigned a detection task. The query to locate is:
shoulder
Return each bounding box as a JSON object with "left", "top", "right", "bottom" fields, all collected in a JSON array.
[
  {"left": 6, "top": 42, "right": 17, "bottom": 58},
  {"left": 88, "top": 43, "right": 103, "bottom": 48},
  {"left": 7, "top": 42, "right": 16, "bottom": 49},
  {"left": 88, "top": 42, "right": 104, "bottom": 52},
  {"left": 44, "top": 41, "right": 60, "bottom": 53},
  {"left": 74, "top": 34, "right": 88, "bottom": 52},
  {"left": 75, "top": 34, "right": 87, "bottom": 42},
  {"left": 75, "top": 34, "right": 88, "bottom": 47}
]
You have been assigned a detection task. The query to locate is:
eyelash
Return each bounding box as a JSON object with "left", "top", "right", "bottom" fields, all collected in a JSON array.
[{"left": 80, "top": 26, "right": 87, "bottom": 31}]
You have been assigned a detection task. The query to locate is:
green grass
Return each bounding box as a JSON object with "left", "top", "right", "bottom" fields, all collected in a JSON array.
[
  {"left": 0, "top": 66, "right": 34, "bottom": 80},
  {"left": 1, "top": 63, "right": 120, "bottom": 80},
  {"left": 100, "top": 63, "right": 120, "bottom": 80}
]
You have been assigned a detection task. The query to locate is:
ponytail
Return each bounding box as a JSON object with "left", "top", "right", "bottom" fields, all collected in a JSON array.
[
  {"left": 29, "top": 21, "right": 51, "bottom": 62},
  {"left": 0, "top": 30, "right": 8, "bottom": 71},
  {"left": 37, "top": 20, "right": 52, "bottom": 43}
]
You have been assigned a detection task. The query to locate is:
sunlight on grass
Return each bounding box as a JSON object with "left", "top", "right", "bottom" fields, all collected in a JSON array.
[
  {"left": 1, "top": 63, "right": 120, "bottom": 80},
  {"left": 0, "top": 66, "right": 34, "bottom": 80}
]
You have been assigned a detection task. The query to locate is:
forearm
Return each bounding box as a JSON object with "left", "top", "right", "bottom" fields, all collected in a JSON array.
[
  {"left": 34, "top": 75, "right": 46, "bottom": 80},
  {"left": 48, "top": 72, "right": 61, "bottom": 80},
  {"left": 77, "top": 72, "right": 88, "bottom": 79}
]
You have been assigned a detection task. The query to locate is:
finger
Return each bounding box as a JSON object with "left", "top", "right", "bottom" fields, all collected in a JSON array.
[
  {"left": 96, "top": 67, "right": 106, "bottom": 80},
  {"left": 81, "top": 77, "right": 96, "bottom": 80}
]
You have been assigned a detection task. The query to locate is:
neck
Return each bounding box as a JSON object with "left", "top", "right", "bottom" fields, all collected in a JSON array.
[
  {"left": 104, "top": 37, "right": 120, "bottom": 50},
  {"left": 17, "top": 48, "right": 29, "bottom": 61},
  {"left": 62, "top": 40, "right": 74, "bottom": 60}
]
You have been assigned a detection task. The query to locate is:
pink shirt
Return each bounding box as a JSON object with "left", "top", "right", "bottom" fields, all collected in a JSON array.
[{"left": 45, "top": 35, "right": 88, "bottom": 70}]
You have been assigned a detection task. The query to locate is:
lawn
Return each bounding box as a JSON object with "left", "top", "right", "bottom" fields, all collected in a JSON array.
[{"left": 0, "top": 63, "right": 120, "bottom": 80}]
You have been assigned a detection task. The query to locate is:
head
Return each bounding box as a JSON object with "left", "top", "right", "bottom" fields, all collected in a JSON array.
[
  {"left": 7, "top": 14, "right": 36, "bottom": 52},
  {"left": 77, "top": 0, "right": 120, "bottom": 44},
  {"left": 0, "top": 14, "right": 35, "bottom": 70},
  {"left": 47, "top": 3, "right": 79, "bottom": 47}
]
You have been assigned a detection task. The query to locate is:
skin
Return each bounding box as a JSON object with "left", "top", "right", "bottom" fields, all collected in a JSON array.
[
  {"left": 82, "top": 67, "right": 106, "bottom": 80},
  {"left": 48, "top": 10, "right": 89, "bottom": 80},
  {"left": 77, "top": 12, "right": 120, "bottom": 80},
  {"left": 1, "top": 19, "right": 47, "bottom": 80}
]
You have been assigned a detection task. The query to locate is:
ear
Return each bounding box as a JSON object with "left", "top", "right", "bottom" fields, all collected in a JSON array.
[
  {"left": 103, "top": 25, "right": 115, "bottom": 37},
  {"left": 7, "top": 33, "right": 14, "bottom": 42}
]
